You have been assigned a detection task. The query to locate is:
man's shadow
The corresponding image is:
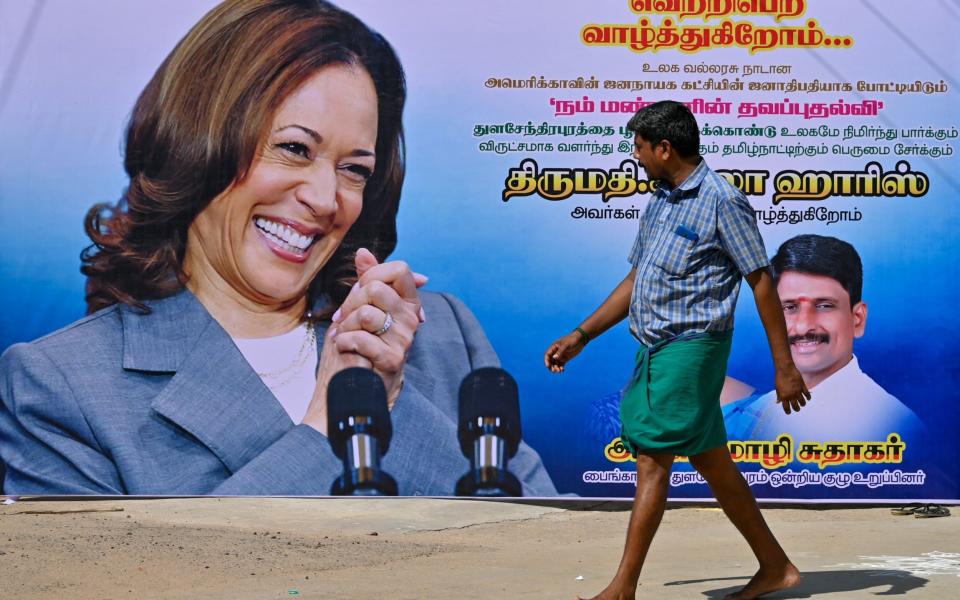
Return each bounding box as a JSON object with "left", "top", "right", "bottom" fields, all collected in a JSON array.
[{"left": 665, "top": 569, "right": 927, "bottom": 597}]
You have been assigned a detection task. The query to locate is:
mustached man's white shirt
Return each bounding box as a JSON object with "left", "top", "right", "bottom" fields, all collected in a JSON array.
[{"left": 724, "top": 356, "right": 923, "bottom": 443}]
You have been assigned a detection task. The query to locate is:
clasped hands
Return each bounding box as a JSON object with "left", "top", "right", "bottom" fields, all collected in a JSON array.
[{"left": 303, "top": 248, "right": 425, "bottom": 434}]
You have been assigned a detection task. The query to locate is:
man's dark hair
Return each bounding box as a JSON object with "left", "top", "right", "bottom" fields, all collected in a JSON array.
[
  {"left": 771, "top": 234, "right": 863, "bottom": 307},
  {"left": 626, "top": 100, "right": 700, "bottom": 158}
]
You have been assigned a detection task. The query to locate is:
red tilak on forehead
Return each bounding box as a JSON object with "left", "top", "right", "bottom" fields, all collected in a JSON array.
[{"left": 795, "top": 296, "right": 813, "bottom": 303}]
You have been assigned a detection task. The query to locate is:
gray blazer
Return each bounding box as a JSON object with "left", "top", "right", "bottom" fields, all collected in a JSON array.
[{"left": 0, "top": 289, "right": 557, "bottom": 496}]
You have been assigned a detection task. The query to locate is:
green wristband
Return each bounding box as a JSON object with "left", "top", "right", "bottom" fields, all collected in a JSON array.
[{"left": 574, "top": 326, "right": 591, "bottom": 344}]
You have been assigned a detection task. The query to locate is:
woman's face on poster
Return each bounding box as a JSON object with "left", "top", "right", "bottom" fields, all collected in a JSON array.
[{"left": 186, "top": 64, "right": 379, "bottom": 305}]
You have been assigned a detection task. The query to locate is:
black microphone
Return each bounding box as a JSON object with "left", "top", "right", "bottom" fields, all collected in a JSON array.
[
  {"left": 455, "top": 367, "right": 523, "bottom": 497},
  {"left": 327, "top": 367, "right": 398, "bottom": 496}
]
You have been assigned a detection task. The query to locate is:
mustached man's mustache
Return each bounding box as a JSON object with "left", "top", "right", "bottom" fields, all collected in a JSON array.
[{"left": 788, "top": 332, "right": 829, "bottom": 345}]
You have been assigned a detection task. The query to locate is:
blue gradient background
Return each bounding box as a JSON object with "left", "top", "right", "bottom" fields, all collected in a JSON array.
[{"left": 1, "top": 1, "right": 957, "bottom": 499}]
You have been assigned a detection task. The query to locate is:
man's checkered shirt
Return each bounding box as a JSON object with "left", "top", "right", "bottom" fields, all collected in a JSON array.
[{"left": 627, "top": 159, "right": 769, "bottom": 346}]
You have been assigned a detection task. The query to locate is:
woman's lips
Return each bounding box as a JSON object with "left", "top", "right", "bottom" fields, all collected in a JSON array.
[{"left": 253, "top": 216, "right": 320, "bottom": 263}]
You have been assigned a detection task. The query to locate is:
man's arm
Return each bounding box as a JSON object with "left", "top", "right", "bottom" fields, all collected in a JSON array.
[
  {"left": 544, "top": 269, "right": 636, "bottom": 373},
  {"left": 745, "top": 267, "right": 811, "bottom": 414}
]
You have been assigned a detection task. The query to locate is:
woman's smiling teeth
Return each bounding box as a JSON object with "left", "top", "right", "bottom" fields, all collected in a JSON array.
[{"left": 254, "top": 217, "right": 316, "bottom": 254}]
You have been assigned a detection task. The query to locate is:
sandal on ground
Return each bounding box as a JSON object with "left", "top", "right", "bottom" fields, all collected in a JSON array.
[
  {"left": 914, "top": 504, "right": 951, "bottom": 518},
  {"left": 890, "top": 503, "right": 923, "bottom": 515}
]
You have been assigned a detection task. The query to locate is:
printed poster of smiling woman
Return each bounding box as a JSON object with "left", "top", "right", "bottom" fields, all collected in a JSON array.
[{"left": 1, "top": 1, "right": 958, "bottom": 501}]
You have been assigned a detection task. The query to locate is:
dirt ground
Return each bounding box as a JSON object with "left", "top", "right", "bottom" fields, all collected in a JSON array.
[{"left": 1, "top": 497, "right": 958, "bottom": 599}]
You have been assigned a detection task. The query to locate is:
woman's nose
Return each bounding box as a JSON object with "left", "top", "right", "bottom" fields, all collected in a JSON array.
[{"left": 296, "top": 163, "right": 338, "bottom": 217}]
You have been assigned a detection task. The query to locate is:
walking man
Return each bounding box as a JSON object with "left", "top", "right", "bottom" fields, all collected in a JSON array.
[{"left": 545, "top": 100, "right": 808, "bottom": 600}]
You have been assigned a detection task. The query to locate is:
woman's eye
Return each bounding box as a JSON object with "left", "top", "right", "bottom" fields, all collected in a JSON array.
[
  {"left": 276, "top": 142, "right": 311, "bottom": 159},
  {"left": 340, "top": 164, "right": 374, "bottom": 183}
]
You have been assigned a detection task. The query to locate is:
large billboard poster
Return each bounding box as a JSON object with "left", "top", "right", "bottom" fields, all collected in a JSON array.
[{"left": 1, "top": 0, "right": 957, "bottom": 501}]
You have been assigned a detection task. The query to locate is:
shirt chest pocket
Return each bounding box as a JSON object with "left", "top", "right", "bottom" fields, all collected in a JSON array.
[{"left": 653, "top": 226, "right": 699, "bottom": 277}]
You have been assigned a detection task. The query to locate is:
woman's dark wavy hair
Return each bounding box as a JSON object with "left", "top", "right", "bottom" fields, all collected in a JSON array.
[{"left": 81, "top": 0, "right": 406, "bottom": 315}]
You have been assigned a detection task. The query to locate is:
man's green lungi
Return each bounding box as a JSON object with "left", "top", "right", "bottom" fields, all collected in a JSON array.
[{"left": 620, "top": 330, "right": 733, "bottom": 458}]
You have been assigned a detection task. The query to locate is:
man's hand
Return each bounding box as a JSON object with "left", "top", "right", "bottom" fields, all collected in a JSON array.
[
  {"left": 747, "top": 267, "right": 812, "bottom": 415},
  {"left": 542, "top": 269, "right": 635, "bottom": 374},
  {"left": 544, "top": 331, "right": 587, "bottom": 373},
  {"left": 774, "top": 363, "right": 811, "bottom": 414}
]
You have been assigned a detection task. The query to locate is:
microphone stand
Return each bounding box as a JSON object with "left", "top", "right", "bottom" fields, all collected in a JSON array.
[
  {"left": 455, "top": 415, "right": 523, "bottom": 496},
  {"left": 331, "top": 415, "right": 398, "bottom": 496}
]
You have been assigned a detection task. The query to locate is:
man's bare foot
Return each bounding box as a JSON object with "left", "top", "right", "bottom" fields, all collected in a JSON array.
[
  {"left": 577, "top": 581, "right": 637, "bottom": 600},
  {"left": 723, "top": 562, "right": 800, "bottom": 599}
]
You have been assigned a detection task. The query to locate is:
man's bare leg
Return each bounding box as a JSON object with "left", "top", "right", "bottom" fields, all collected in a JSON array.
[
  {"left": 580, "top": 452, "right": 675, "bottom": 600},
  {"left": 688, "top": 446, "right": 800, "bottom": 600}
]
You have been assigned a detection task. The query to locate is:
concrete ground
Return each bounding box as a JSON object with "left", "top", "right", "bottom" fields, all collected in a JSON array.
[{"left": 1, "top": 497, "right": 958, "bottom": 599}]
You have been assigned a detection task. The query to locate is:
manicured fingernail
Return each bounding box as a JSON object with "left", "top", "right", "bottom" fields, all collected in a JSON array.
[
  {"left": 329, "top": 326, "right": 338, "bottom": 339},
  {"left": 332, "top": 309, "right": 342, "bottom": 323},
  {"left": 418, "top": 307, "right": 426, "bottom": 322}
]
